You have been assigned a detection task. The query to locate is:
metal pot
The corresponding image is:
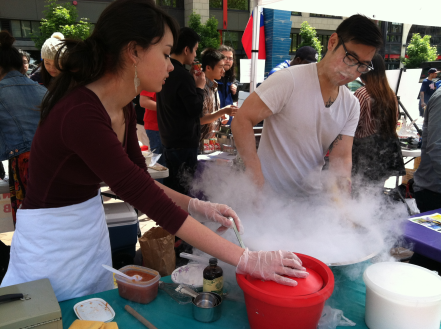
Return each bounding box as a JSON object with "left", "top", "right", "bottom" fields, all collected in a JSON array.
[{"left": 192, "top": 292, "right": 222, "bottom": 323}]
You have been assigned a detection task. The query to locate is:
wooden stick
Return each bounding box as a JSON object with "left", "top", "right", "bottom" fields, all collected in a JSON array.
[{"left": 124, "top": 305, "right": 158, "bottom": 329}]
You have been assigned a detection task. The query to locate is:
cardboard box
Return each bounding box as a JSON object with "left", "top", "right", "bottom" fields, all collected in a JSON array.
[
  {"left": 0, "top": 192, "right": 14, "bottom": 233},
  {"left": 402, "top": 168, "right": 416, "bottom": 185},
  {"left": 413, "top": 157, "right": 422, "bottom": 169}
]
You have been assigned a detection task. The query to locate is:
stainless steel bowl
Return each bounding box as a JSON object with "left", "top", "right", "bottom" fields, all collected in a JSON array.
[{"left": 192, "top": 292, "right": 222, "bottom": 323}]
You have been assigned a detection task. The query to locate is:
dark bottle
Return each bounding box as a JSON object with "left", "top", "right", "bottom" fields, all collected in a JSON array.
[{"left": 203, "top": 258, "right": 223, "bottom": 295}]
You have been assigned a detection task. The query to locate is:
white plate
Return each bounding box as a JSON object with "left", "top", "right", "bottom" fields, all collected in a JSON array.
[
  {"left": 171, "top": 263, "right": 206, "bottom": 288},
  {"left": 74, "top": 298, "right": 115, "bottom": 322}
]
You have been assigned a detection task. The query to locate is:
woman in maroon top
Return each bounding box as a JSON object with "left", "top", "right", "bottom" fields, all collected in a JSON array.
[{"left": 1, "top": 0, "right": 307, "bottom": 301}]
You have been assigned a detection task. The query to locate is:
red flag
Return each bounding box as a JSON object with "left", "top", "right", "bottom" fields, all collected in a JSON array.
[{"left": 241, "top": 11, "right": 266, "bottom": 60}]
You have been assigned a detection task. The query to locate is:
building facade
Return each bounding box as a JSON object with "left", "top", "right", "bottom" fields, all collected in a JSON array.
[{"left": 2, "top": 1, "right": 440, "bottom": 72}]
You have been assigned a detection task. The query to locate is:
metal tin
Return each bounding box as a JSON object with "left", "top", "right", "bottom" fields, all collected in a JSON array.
[{"left": 192, "top": 292, "right": 222, "bottom": 323}]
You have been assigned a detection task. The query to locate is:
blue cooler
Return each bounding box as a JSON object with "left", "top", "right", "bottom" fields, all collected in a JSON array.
[{"left": 104, "top": 202, "right": 138, "bottom": 259}]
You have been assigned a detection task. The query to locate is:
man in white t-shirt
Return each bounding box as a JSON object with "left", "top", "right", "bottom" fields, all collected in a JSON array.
[{"left": 232, "top": 15, "right": 383, "bottom": 196}]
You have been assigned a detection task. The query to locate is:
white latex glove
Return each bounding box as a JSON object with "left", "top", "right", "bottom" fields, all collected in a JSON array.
[
  {"left": 236, "top": 248, "right": 309, "bottom": 286},
  {"left": 188, "top": 198, "right": 244, "bottom": 234}
]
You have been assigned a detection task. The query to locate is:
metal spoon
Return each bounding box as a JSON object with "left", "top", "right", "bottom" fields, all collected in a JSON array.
[{"left": 102, "top": 264, "right": 142, "bottom": 281}]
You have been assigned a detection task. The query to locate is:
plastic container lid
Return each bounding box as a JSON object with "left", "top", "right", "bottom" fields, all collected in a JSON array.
[
  {"left": 247, "top": 266, "right": 324, "bottom": 297},
  {"left": 74, "top": 298, "right": 115, "bottom": 322},
  {"left": 115, "top": 265, "right": 160, "bottom": 287},
  {"left": 364, "top": 262, "right": 441, "bottom": 303}
]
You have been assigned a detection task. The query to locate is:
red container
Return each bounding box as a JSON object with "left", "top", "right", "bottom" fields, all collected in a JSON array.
[{"left": 236, "top": 253, "right": 334, "bottom": 329}]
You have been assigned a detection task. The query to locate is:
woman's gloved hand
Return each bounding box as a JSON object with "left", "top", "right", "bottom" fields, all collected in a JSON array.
[
  {"left": 188, "top": 198, "right": 244, "bottom": 234},
  {"left": 236, "top": 248, "right": 309, "bottom": 286}
]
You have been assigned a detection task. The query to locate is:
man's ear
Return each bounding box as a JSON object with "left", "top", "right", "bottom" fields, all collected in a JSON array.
[
  {"left": 293, "top": 57, "right": 302, "bottom": 65},
  {"left": 328, "top": 33, "right": 339, "bottom": 52}
]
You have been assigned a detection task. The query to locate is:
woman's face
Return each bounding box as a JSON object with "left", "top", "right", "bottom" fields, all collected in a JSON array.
[
  {"left": 22, "top": 56, "right": 29, "bottom": 74},
  {"left": 136, "top": 26, "right": 174, "bottom": 93},
  {"left": 43, "top": 58, "right": 60, "bottom": 77}
]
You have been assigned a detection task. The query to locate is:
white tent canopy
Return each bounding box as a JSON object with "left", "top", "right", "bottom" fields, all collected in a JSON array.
[
  {"left": 258, "top": 0, "right": 441, "bottom": 27},
  {"left": 248, "top": 1, "right": 441, "bottom": 92}
]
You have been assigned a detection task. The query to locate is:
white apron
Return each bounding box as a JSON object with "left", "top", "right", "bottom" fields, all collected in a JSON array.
[{"left": 1, "top": 192, "right": 113, "bottom": 302}]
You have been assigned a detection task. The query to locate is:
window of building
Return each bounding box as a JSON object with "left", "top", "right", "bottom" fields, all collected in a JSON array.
[
  {"left": 10, "top": 20, "right": 40, "bottom": 38},
  {"left": 291, "top": 12, "right": 301, "bottom": 16},
  {"left": 290, "top": 33, "right": 300, "bottom": 53},
  {"left": 317, "top": 34, "right": 330, "bottom": 49},
  {"left": 222, "top": 30, "right": 244, "bottom": 51},
  {"left": 210, "top": 0, "right": 249, "bottom": 10},
  {"left": 157, "top": 0, "right": 184, "bottom": 9},
  {"left": 310, "top": 13, "right": 342, "bottom": 19}
]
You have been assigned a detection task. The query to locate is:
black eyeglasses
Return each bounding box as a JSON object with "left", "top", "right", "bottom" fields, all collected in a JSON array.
[{"left": 340, "top": 37, "right": 374, "bottom": 74}]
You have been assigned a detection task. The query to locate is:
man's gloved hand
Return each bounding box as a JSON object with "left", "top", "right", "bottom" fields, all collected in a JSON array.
[
  {"left": 188, "top": 198, "right": 244, "bottom": 234},
  {"left": 236, "top": 248, "right": 309, "bottom": 286}
]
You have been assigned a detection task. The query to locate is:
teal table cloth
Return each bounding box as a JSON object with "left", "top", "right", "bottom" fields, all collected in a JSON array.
[{"left": 60, "top": 264, "right": 441, "bottom": 328}]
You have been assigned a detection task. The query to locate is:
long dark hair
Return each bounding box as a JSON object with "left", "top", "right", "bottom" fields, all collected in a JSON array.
[
  {"left": 218, "top": 44, "right": 236, "bottom": 83},
  {"left": 0, "top": 30, "right": 23, "bottom": 76},
  {"left": 362, "top": 53, "right": 398, "bottom": 138},
  {"left": 40, "top": 0, "right": 178, "bottom": 124},
  {"left": 35, "top": 61, "right": 54, "bottom": 87}
]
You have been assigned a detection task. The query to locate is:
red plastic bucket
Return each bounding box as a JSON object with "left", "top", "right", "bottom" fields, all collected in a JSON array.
[{"left": 236, "top": 253, "right": 334, "bottom": 329}]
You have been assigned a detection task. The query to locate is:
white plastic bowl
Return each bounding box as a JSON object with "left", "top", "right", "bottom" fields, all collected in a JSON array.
[
  {"left": 363, "top": 262, "right": 441, "bottom": 329},
  {"left": 171, "top": 263, "right": 206, "bottom": 289}
]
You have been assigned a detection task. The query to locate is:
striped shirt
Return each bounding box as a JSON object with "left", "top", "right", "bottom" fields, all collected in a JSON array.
[{"left": 353, "top": 86, "right": 398, "bottom": 138}]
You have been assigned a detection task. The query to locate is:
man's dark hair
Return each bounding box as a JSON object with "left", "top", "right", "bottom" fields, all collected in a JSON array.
[
  {"left": 201, "top": 48, "right": 225, "bottom": 71},
  {"left": 172, "top": 27, "right": 200, "bottom": 55},
  {"left": 218, "top": 44, "right": 236, "bottom": 83},
  {"left": 19, "top": 49, "right": 30, "bottom": 63},
  {"left": 335, "top": 15, "right": 383, "bottom": 51}
]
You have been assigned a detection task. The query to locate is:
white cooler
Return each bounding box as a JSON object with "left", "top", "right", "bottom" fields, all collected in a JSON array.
[{"left": 104, "top": 202, "right": 138, "bottom": 261}]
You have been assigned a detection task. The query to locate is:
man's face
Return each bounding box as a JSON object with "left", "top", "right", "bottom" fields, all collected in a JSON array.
[
  {"left": 324, "top": 33, "right": 376, "bottom": 86},
  {"left": 185, "top": 42, "right": 199, "bottom": 65},
  {"left": 206, "top": 59, "right": 225, "bottom": 81},
  {"left": 22, "top": 56, "right": 29, "bottom": 74},
  {"left": 429, "top": 72, "right": 438, "bottom": 79},
  {"left": 221, "top": 51, "right": 233, "bottom": 71}
]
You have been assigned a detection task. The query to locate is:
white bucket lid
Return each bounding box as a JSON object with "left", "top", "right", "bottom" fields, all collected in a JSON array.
[{"left": 364, "top": 262, "right": 441, "bottom": 303}]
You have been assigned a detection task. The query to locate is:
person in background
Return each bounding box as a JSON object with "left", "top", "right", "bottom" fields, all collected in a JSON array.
[
  {"left": 410, "top": 87, "right": 441, "bottom": 272},
  {"left": 140, "top": 91, "right": 166, "bottom": 168},
  {"left": 157, "top": 27, "right": 205, "bottom": 195},
  {"left": 1, "top": 1, "right": 307, "bottom": 301},
  {"left": 133, "top": 94, "right": 150, "bottom": 148},
  {"left": 200, "top": 48, "right": 237, "bottom": 143},
  {"left": 30, "top": 32, "right": 64, "bottom": 87},
  {"left": 419, "top": 68, "right": 439, "bottom": 117},
  {"left": 0, "top": 31, "right": 47, "bottom": 225},
  {"left": 232, "top": 15, "right": 382, "bottom": 198},
  {"left": 351, "top": 53, "right": 405, "bottom": 194},
  {"left": 267, "top": 46, "right": 318, "bottom": 78},
  {"left": 18, "top": 49, "right": 30, "bottom": 76},
  {"left": 217, "top": 45, "right": 238, "bottom": 125}
]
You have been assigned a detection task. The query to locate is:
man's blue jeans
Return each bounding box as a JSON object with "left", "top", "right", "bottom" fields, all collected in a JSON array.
[{"left": 162, "top": 147, "right": 198, "bottom": 195}]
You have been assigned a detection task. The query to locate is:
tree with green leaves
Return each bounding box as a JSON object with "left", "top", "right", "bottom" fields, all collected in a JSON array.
[
  {"left": 298, "top": 21, "right": 322, "bottom": 61},
  {"left": 31, "top": 0, "right": 91, "bottom": 50},
  {"left": 402, "top": 33, "right": 438, "bottom": 69},
  {"left": 188, "top": 12, "right": 221, "bottom": 59}
]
